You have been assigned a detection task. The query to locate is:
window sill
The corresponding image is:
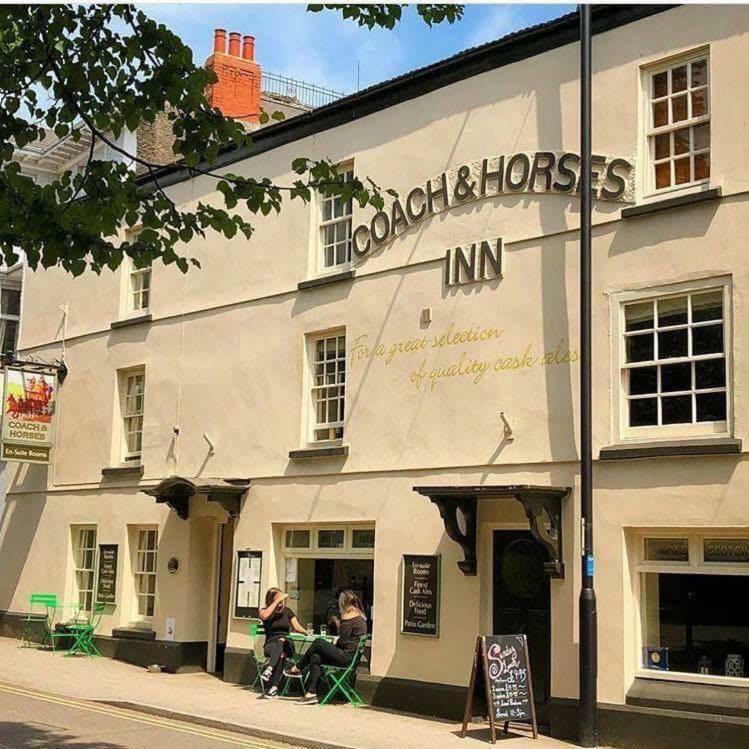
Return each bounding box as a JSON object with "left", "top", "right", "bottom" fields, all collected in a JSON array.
[
  {"left": 297, "top": 269, "right": 355, "bottom": 291},
  {"left": 621, "top": 187, "right": 722, "bottom": 219},
  {"left": 288, "top": 445, "right": 349, "bottom": 460},
  {"left": 101, "top": 464, "right": 144, "bottom": 477},
  {"left": 600, "top": 437, "right": 741, "bottom": 461},
  {"left": 630, "top": 674, "right": 749, "bottom": 713},
  {"left": 110, "top": 313, "right": 152, "bottom": 330},
  {"left": 111, "top": 626, "right": 156, "bottom": 641}
]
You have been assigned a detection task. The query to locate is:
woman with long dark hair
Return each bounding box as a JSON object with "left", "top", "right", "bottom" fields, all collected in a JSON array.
[
  {"left": 286, "top": 589, "right": 367, "bottom": 704},
  {"left": 258, "top": 587, "right": 307, "bottom": 698}
]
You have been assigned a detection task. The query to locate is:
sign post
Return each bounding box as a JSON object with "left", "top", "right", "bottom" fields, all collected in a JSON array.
[
  {"left": 401, "top": 554, "right": 440, "bottom": 636},
  {"left": 461, "top": 635, "right": 538, "bottom": 744}
]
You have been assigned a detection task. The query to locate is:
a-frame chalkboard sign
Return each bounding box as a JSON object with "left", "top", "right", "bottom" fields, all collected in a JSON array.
[{"left": 461, "top": 635, "right": 538, "bottom": 744}]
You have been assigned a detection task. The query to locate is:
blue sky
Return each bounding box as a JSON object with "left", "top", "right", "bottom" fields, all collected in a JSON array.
[{"left": 137, "top": 3, "right": 574, "bottom": 95}]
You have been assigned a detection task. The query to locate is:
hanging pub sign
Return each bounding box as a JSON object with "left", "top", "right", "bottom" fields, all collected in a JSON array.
[
  {"left": 1, "top": 367, "right": 57, "bottom": 464},
  {"left": 96, "top": 544, "right": 118, "bottom": 605},
  {"left": 461, "top": 635, "right": 538, "bottom": 744},
  {"left": 402, "top": 554, "right": 440, "bottom": 636}
]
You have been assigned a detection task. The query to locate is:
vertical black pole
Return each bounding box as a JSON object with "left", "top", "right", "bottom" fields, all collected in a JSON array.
[{"left": 578, "top": 4, "right": 598, "bottom": 747}]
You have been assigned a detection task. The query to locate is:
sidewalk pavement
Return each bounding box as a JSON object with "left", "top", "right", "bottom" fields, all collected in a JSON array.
[{"left": 0, "top": 637, "right": 580, "bottom": 749}]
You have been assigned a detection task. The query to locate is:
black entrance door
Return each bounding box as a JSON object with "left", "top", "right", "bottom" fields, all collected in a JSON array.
[{"left": 492, "top": 530, "right": 551, "bottom": 724}]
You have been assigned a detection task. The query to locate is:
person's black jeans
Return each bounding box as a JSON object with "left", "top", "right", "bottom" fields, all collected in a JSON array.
[
  {"left": 263, "top": 637, "right": 295, "bottom": 689},
  {"left": 298, "top": 638, "right": 353, "bottom": 693}
]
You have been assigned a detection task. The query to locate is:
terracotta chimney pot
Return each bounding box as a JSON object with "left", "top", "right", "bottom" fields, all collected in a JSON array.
[
  {"left": 228, "top": 32, "right": 241, "bottom": 57},
  {"left": 242, "top": 35, "right": 255, "bottom": 60},
  {"left": 213, "top": 29, "right": 227, "bottom": 54}
]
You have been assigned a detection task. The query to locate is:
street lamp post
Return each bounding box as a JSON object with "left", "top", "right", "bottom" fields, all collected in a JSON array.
[{"left": 578, "top": 4, "right": 598, "bottom": 747}]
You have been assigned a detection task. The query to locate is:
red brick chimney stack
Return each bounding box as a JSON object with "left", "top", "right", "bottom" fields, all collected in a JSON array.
[{"left": 205, "top": 28, "right": 262, "bottom": 123}]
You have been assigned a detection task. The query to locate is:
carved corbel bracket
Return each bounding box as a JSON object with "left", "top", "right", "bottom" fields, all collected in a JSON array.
[
  {"left": 514, "top": 489, "right": 567, "bottom": 578},
  {"left": 429, "top": 494, "right": 477, "bottom": 575}
]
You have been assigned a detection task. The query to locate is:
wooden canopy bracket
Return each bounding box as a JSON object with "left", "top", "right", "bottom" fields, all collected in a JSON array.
[{"left": 144, "top": 476, "right": 250, "bottom": 521}]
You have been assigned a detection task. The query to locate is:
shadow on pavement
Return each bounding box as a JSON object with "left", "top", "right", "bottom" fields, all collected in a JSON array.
[{"left": 0, "top": 720, "right": 127, "bottom": 748}]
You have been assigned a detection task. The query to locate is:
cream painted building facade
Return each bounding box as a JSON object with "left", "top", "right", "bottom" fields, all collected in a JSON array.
[{"left": 1, "top": 6, "right": 748, "bottom": 747}]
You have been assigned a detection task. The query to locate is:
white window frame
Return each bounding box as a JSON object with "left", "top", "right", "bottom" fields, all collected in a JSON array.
[
  {"left": 318, "top": 166, "right": 354, "bottom": 273},
  {"left": 612, "top": 277, "right": 731, "bottom": 442},
  {"left": 120, "top": 369, "right": 145, "bottom": 463},
  {"left": 307, "top": 330, "right": 346, "bottom": 445},
  {"left": 633, "top": 529, "right": 749, "bottom": 688},
  {"left": 128, "top": 260, "right": 151, "bottom": 315},
  {"left": 641, "top": 49, "right": 710, "bottom": 200},
  {"left": 71, "top": 525, "right": 97, "bottom": 614},
  {"left": 0, "top": 280, "right": 21, "bottom": 355},
  {"left": 132, "top": 527, "right": 158, "bottom": 623},
  {"left": 281, "top": 523, "right": 375, "bottom": 558}
]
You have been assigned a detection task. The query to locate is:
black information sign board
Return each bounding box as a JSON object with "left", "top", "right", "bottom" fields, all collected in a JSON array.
[
  {"left": 96, "top": 544, "right": 118, "bottom": 605},
  {"left": 461, "top": 635, "right": 537, "bottom": 744},
  {"left": 401, "top": 554, "right": 440, "bottom": 636}
]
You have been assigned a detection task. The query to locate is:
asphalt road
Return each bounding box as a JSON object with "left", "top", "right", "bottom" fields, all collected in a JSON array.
[{"left": 0, "top": 682, "right": 302, "bottom": 749}]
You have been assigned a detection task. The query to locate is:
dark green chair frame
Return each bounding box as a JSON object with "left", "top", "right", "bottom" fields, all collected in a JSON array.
[
  {"left": 21, "top": 594, "right": 58, "bottom": 649},
  {"left": 319, "top": 635, "right": 369, "bottom": 707},
  {"left": 53, "top": 602, "right": 105, "bottom": 656}
]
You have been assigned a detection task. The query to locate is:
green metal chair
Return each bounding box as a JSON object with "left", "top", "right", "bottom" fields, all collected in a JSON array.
[
  {"left": 56, "top": 602, "right": 105, "bottom": 657},
  {"left": 248, "top": 621, "right": 270, "bottom": 694},
  {"left": 319, "top": 635, "right": 369, "bottom": 707},
  {"left": 21, "top": 594, "right": 57, "bottom": 649}
]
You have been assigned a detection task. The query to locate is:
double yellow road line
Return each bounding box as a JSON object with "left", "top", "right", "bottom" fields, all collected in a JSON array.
[{"left": 0, "top": 681, "right": 289, "bottom": 748}]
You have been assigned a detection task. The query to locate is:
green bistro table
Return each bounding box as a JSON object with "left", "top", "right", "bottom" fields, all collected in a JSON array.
[{"left": 287, "top": 631, "right": 336, "bottom": 658}]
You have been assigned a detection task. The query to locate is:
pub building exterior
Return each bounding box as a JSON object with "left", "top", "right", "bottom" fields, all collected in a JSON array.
[{"left": 1, "top": 5, "right": 748, "bottom": 747}]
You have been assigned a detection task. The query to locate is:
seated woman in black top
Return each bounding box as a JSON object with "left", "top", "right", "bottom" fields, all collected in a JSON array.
[
  {"left": 286, "top": 589, "right": 367, "bottom": 704},
  {"left": 258, "top": 587, "right": 307, "bottom": 697}
]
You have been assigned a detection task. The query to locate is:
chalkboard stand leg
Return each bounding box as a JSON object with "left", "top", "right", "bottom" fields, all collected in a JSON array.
[
  {"left": 461, "top": 639, "right": 480, "bottom": 738},
  {"left": 524, "top": 639, "right": 539, "bottom": 740}
]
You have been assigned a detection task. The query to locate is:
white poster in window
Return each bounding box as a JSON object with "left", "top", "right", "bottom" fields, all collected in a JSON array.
[
  {"left": 164, "top": 617, "right": 176, "bottom": 641},
  {"left": 285, "top": 557, "right": 298, "bottom": 584},
  {"left": 235, "top": 550, "right": 262, "bottom": 618}
]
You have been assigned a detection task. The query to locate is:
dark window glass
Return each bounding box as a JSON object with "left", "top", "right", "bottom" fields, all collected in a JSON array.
[
  {"left": 661, "top": 363, "right": 691, "bottom": 393},
  {"left": 662, "top": 395, "right": 692, "bottom": 424},
  {"left": 658, "top": 296, "right": 688, "bottom": 327},
  {"left": 693, "top": 324, "right": 723, "bottom": 355},
  {"left": 627, "top": 334, "right": 654, "bottom": 363},
  {"left": 629, "top": 367, "right": 657, "bottom": 396},
  {"left": 652, "top": 71, "right": 668, "bottom": 98},
  {"left": 696, "top": 392, "right": 726, "bottom": 422},
  {"left": 352, "top": 529, "right": 375, "bottom": 549},
  {"left": 318, "top": 529, "right": 344, "bottom": 548},
  {"left": 625, "top": 302, "right": 654, "bottom": 332},
  {"left": 691, "top": 59, "right": 708, "bottom": 87},
  {"left": 658, "top": 329, "right": 688, "bottom": 359},
  {"left": 692, "top": 290, "right": 722, "bottom": 322},
  {"left": 630, "top": 398, "right": 657, "bottom": 427},
  {"left": 0, "top": 288, "right": 21, "bottom": 316},
  {"left": 695, "top": 358, "right": 725, "bottom": 389},
  {"left": 1, "top": 320, "right": 18, "bottom": 354},
  {"left": 672, "top": 65, "right": 688, "bottom": 93}
]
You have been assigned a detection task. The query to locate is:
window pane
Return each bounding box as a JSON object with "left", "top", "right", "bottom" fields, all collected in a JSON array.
[
  {"left": 662, "top": 395, "right": 692, "bottom": 424},
  {"left": 286, "top": 530, "right": 311, "bottom": 548},
  {"left": 652, "top": 71, "right": 668, "bottom": 98},
  {"left": 658, "top": 329, "right": 688, "bottom": 359},
  {"left": 655, "top": 161, "right": 671, "bottom": 189},
  {"left": 627, "top": 334, "right": 654, "bottom": 363},
  {"left": 625, "top": 302, "right": 654, "bottom": 331},
  {"left": 691, "top": 89, "right": 708, "bottom": 118},
  {"left": 671, "top": 94, "right": 688, "bottom": 123},
  {"left": 695, "top": 358, "right": 725, "bottom": 389},
  {"left": 658, "top": 296, "right": 688, "bottom": 327},
  {"left": 630, "top": 398, "right": 657, "bottom": 427},
  {"left": 694, "top": 153, "right": 710, "bottom": 180},
  {"left": 671, "top": 65, "right": 687, "bottom": 93},
  {"left": 696, "top": 392, "right": 726, "bottom": 422},
  {"left": 352, "top": 529, "right": 375, "bottom": 549},
  {"left": 693, "top": 122, "right": 710, "bottom": 151},
  {"left": 661, "top": 362, "right": 691, "bottom": 393},
  {"left": 0, "top": 288, "right": 21, "bottom": 316},
  {"left": 317, "top": 529, "right": 344, "bottom": 548},
  {"left": 673, "top": 128, "right": 690, "bottom": 155},
  {"left": 645, "top": 537, "right": 689, "bottom": 562},
  {"left": 691, "top": 59, "right": 707, "bottom": 87},
  {"left": 629, "top": 367, "right": 657, "bottom": 396},
  {"left": 674, "top": 157, "right": 691, "bottom": 185},
  {"left": 653, "top": 100, "right": 668, "bottom": 128},
  {"left": 654, "top": 133, "right": 670, "bottom": 160},
  {"left": 703, "top": 539, "right": 749, "bottom": 564},
  {"left": 692, "top": 324, "right": 723, "bottom": 355},
  {"left": 692, "top": 290, "right": 722, "bottom": 322}
]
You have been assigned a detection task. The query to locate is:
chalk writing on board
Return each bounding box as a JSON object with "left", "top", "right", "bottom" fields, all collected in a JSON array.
[{"left": 486, "top": 635, "right": 532, "bottom": 721}]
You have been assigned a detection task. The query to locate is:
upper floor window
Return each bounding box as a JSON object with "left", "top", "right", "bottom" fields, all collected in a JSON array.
[
  {"left": 120, "top": 369, "right": 145, "bottom": 462},
  {"left": 647, "top": 54, "right": 710, "bottom": 193},
  {"left": 620, "top": 284, "right": 728, "bottom": 438},
  {"left": 0, "top": 284, "right": 21, "bottom": 355},
  {"left": 129, "top": 261, "right": 151, "bottom": 314},
  {"left": 309, "top": 332, "right": 346, "bottom": 442},
  {"left": 319, "top": 167, "right": 353, "bottom": 272}
]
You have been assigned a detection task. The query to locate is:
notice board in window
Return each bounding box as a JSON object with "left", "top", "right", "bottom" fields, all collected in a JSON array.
[
  {"left": 234, "top": 550, "right": 262, "bottom": 619},
  {"left": 96, "top": 544, "right": 118, "bottom": 605}
]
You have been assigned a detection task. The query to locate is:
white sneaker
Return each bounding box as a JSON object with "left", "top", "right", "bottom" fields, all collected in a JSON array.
[
  {"left": 261, "top": 666, "right": 273, "bottom": 683},
  {"left": 265, "top": 686, "right": 279, "bottom": 698},
  {"left": 298, "top": 693, "right": 318, "bottom": 704}
]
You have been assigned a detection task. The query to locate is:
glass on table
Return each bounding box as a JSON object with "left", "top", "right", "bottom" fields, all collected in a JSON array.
[
  {"left": 306, "top": 622, "right": 314, "bottom": 635},
  {"left": 320, "top": 625, "right": 328, "bottom": 637}
]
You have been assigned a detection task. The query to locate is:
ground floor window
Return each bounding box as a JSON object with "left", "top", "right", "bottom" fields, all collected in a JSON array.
[
  {"left": 133, "top": 528, "right": 158, "bottom": 620},
  {"left": 71, "top": 526, "right": 97, "bottom": 613},
  {"left": 638, "top": 532, "right": 748, "bottom": 682}
]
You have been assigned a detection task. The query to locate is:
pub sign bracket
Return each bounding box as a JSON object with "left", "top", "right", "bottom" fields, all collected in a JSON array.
[{"left": 413, "top": 485, "right": 569, "bottom": 578}]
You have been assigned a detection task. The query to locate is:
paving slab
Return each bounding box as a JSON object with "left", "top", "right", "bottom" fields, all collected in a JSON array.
[{"left": 0, "top": 637, "right": 580, "bottom": 749}]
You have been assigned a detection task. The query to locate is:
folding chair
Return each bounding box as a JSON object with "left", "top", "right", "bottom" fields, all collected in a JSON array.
[
  {"left": 21, "top": 594, "right": 57, "bottom": 649},
  {"left": 62, "top": 602, "right": 105, "bottom": 657},
  {"left": 319, "top": 635, "right": 368, "bottom": 707}
]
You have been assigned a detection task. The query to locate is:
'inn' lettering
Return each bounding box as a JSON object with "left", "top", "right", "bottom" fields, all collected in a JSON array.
[{"left": 445, "top": 238, "right": 503, "bottom": 287}]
